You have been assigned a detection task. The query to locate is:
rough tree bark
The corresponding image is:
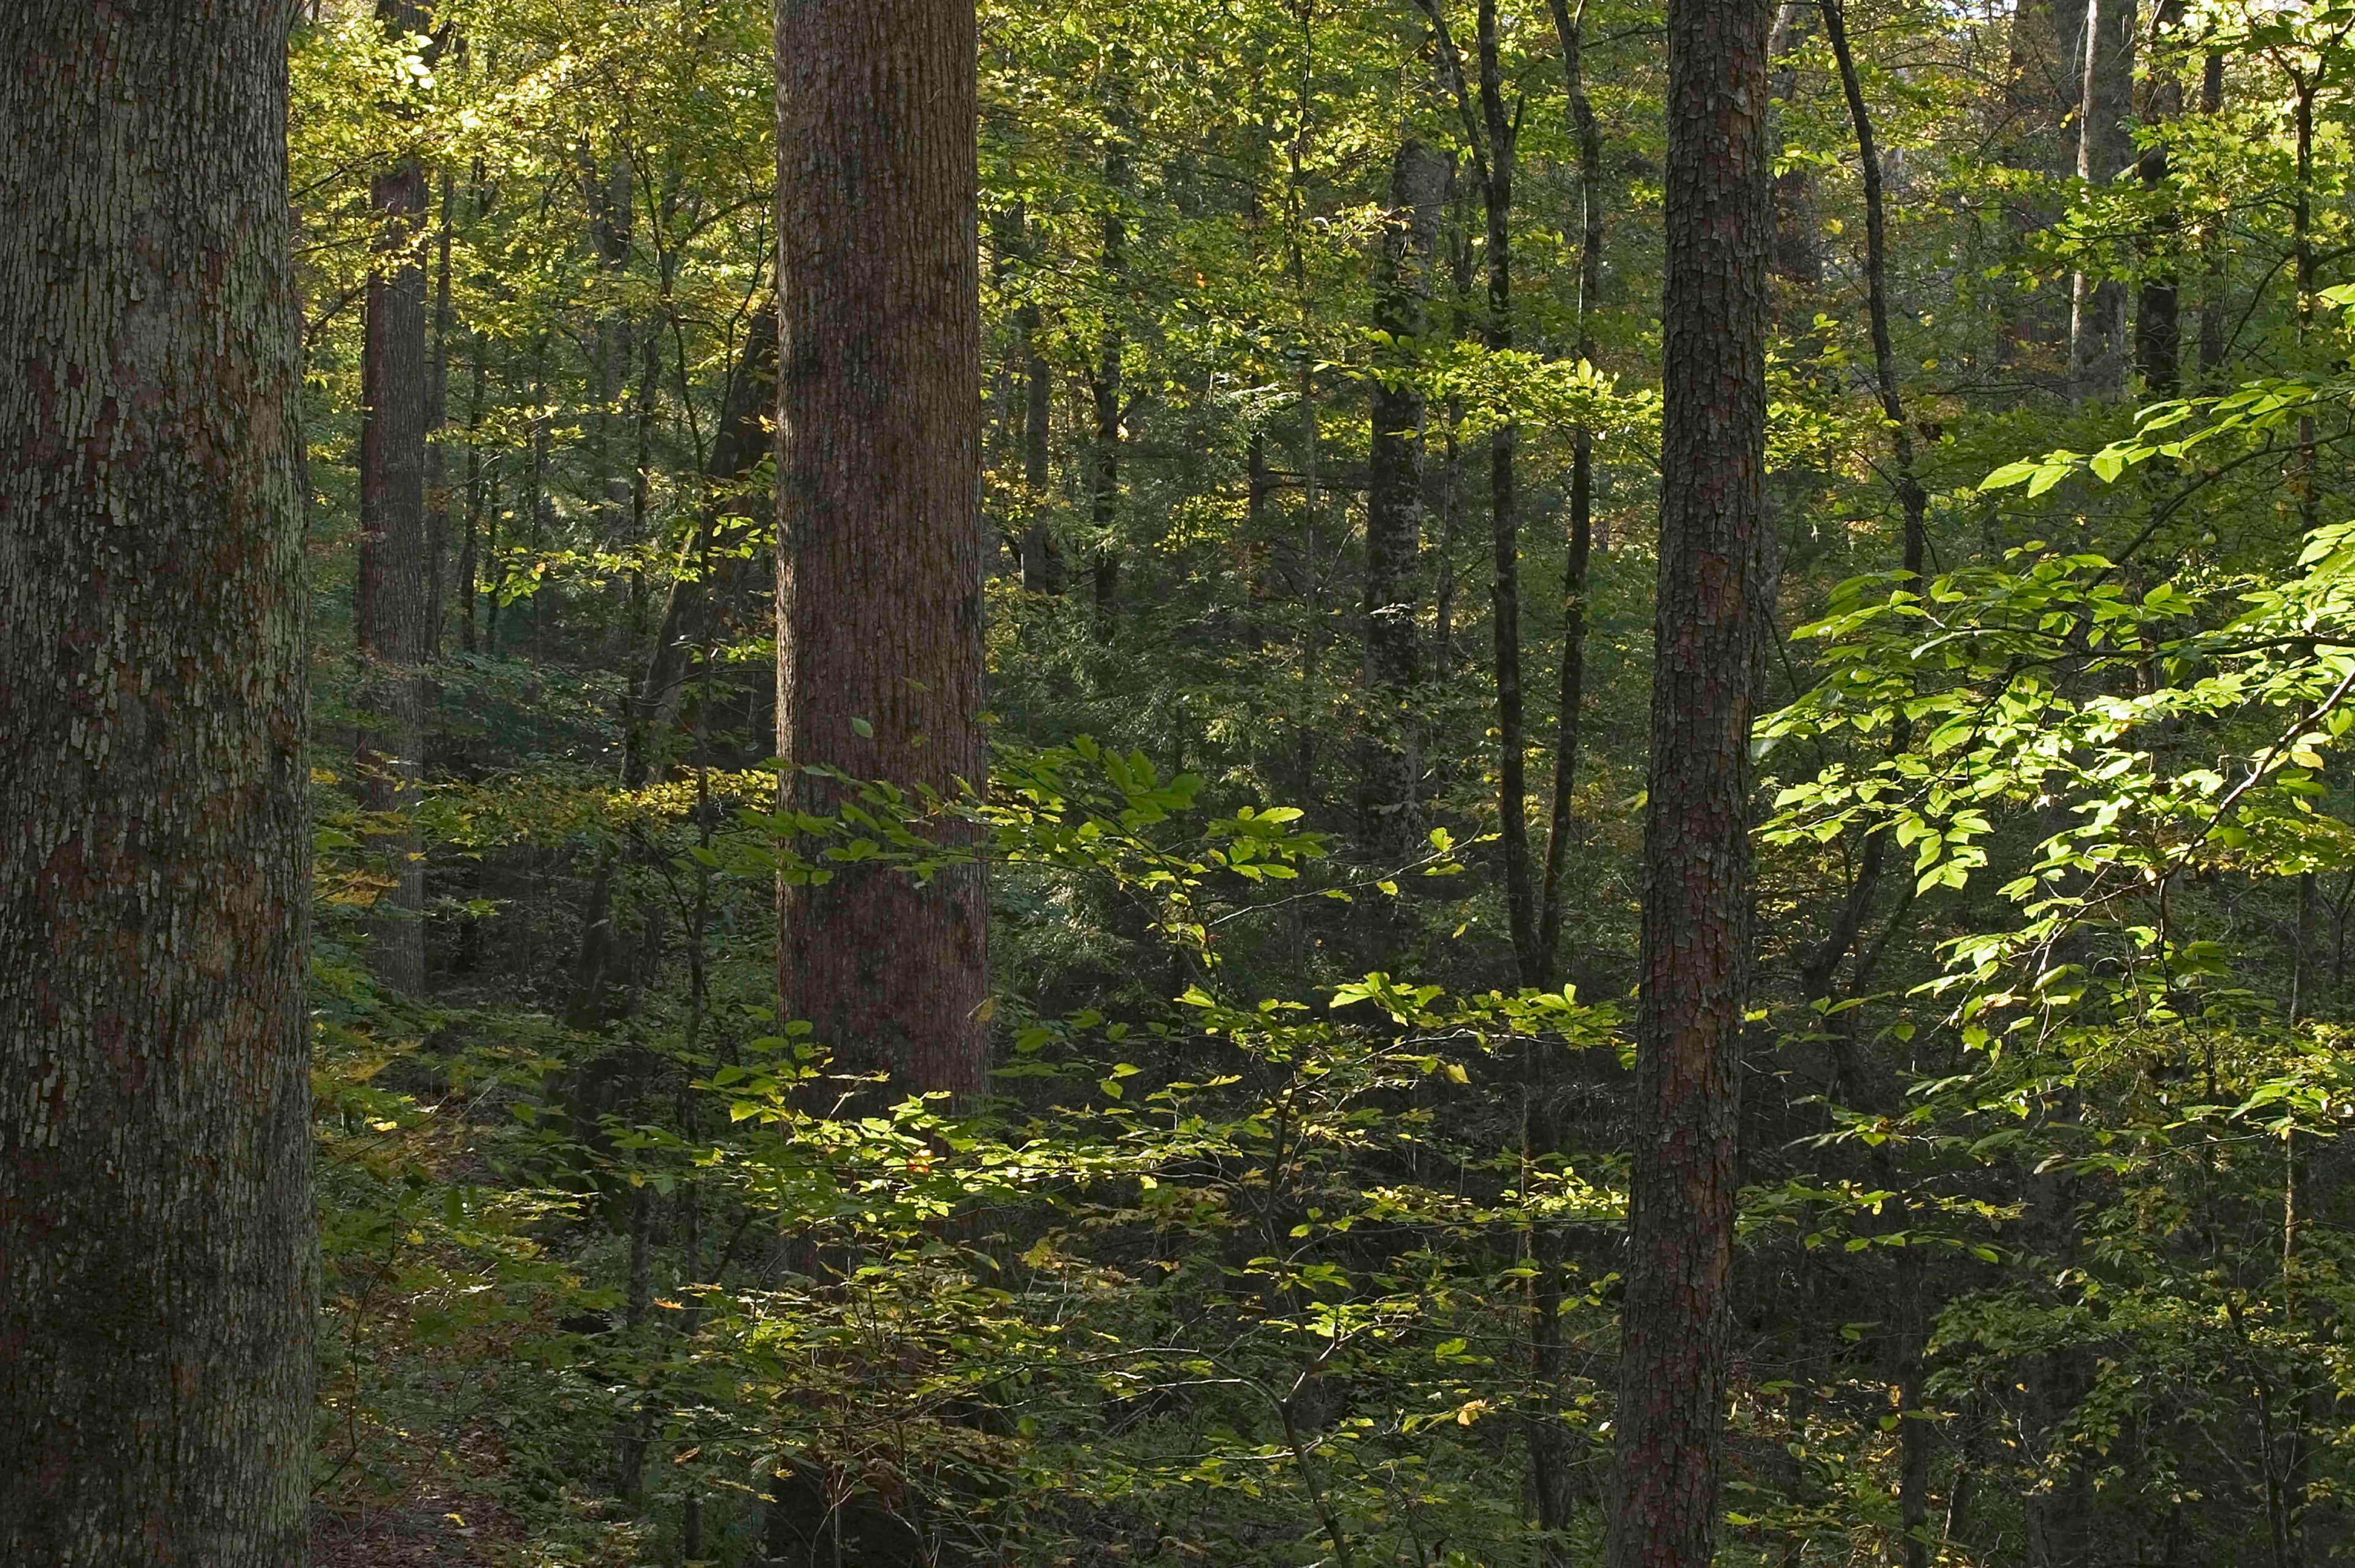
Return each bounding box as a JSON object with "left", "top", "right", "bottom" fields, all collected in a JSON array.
[
  {"left": 774, "top": 0, "right": 988, "bottom": 1097},
  {"left": 357, "top": 0, "right": 434, "bottom": 994},
  {"left": 0, "top": 2, "right": 314, "bottom": 1562},
  {"left": 1605, "top": 0, "right": 1772, "bottom": 1562},
  {"left": 1360, "top": 137, "right": 1449, "bottom": 849}
]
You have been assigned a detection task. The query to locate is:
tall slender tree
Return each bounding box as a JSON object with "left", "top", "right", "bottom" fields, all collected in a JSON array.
[
  {"left": 1090, "top": 58, "right": 1132, "bottom": 637},
  {"left": 2068, "top": 0, "right": 2140, "bottom": 396},
  {"left": 1360, "top": 135, "right": 1450, "bottom": 847},
  {"left": 774, "top": 0, "right": 988, "bottom": 1096},
  {"left": 1537, "top": 0, "right": 1608, "bottom": 984},
  {"left": 356, "top": 0, "right": 435, "bottom": 993},
  {"left": 1607, "top": 0, "right": 1773, "bottom": 1560},
  {"left": 2137, "top": 0, "right": 2189, "bottom": 394},
  {"left": 1419, "top": 0, "right": 1539, "bottom": 982},
  {"left": 0, "top": 2, "right": 314, "bottom": 1561}
]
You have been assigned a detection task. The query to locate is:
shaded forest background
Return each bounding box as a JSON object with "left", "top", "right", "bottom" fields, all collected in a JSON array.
[{"left": 264, "top": 0, "right": 2355, "bottom": 1561}]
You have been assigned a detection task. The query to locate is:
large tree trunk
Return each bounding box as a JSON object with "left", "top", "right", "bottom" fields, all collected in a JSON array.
[
  {"left": 1605, "top": 0, "right": 1772, "bottom": 1560},
  {"left": 1360, "top": 137, "right": 1449, "bottom": 849},
  {"left": 357, "top": 0, "right": 434, "bottom": 995},
  {"left": 774, "top": 0, "right": 988, "bottom": 1098},
  {"left": 0, "top": 3, "right": 314, "bottom": 1562}
]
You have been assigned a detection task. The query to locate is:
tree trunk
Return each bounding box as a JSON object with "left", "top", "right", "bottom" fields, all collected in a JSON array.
[
  {"left": 2067, "top": 0, "right": 2139, "bottom": 397},
  {"left": 1089, "top": 78, "right": 1130, "bottom": 638},
  {"left": 0, "top": 4, "right": 314, "bottom": 1562},
  {"left": 1475, "top": 0, "right": 1539, "bottom": 986},
  {"left": 1537, "top": 0, "right": 1607, "bottom": 985},
  {"left": 1017, "top": 207, "right": 1063, "bottom": 592},
  {"left": 774, "top": 0, "right": 988, "bottom": 1098},
  {"left": 2197, "top": 49, "right": 2227, "bottom": 383},
  {"left": 1767, "top": 3, "right": 1824, "bottom": 331},
  {"left": 458, "top": 330, "right": 489, "bottom": 654},
  {"left": 357, "top": 0, "right": 434, "bottom": 995},
  {"left": 2136, "top": 0, "right": 2186, "bottom": 395},
  {"left": 1361, "top": 137, "right": 1449, "bottom": 849},
  {"left": 2000, "top": 0, "right": 2086, "bottom": 372},
  {"left": 1606, "top": 0, "right": 1772, "bottom": 1561},
  {"left": 426, "top": 169, "right": 454, "bottom": 649}
]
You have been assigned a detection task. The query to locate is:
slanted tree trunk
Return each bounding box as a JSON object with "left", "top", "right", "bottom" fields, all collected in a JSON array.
[
  {"left": 1360, "top": 137, "right": 1449, "bottom": 849},
  {"left": 2067, "top": 0, "right": 2139, "bottom": 397},
  {"left": 775, "top": 0, "right": 988, "bottom": 1097},
  {"left": 1605, "top": 0, "right": 1772, "bottom": 1559},
  {"left": 0, "top": 3, "right": 314, "bottom": 1561},
  {"left": 357, "top": 0, "right": 434, "bottom": 995}
]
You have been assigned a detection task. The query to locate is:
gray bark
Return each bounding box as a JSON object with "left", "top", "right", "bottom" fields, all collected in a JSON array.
[
  {"left": 0, "top": 2, "right": 315, "bottom": 1562},
  {"left": 2068, "top": 0, "right": 2140, "bottom": 396}
]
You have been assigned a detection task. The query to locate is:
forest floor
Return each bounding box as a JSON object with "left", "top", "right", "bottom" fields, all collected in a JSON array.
[{"left": 313, "top": 1428, "right": 525, "bottom": 1567}]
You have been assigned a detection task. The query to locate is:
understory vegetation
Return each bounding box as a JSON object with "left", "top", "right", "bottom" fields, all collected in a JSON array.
[{"left": 297, "top": 0, "right": 2355, "bottom": 1562}]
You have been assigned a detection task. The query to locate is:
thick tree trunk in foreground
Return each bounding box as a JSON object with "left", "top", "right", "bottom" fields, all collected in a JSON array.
[
  {"left": 1606, "top": 0, "right": 1772, "bottom": 1558},
  {"left": 1360, "top": 137, "right": 1448, "bottom": 849},
  {"left": 775, "top": 0, "right": 987, "bottom": 1097},
  {"left": 357, "top": 0, "right": 434, "bottom": 994},
  {"left": 0, "top": 3, "right": 314, "bottom": 1562}
]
